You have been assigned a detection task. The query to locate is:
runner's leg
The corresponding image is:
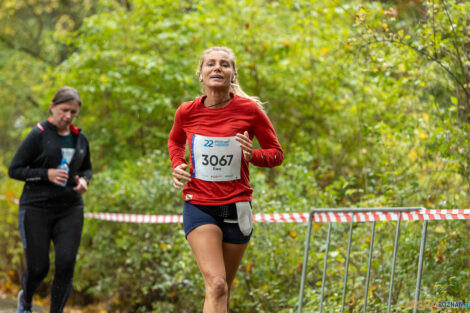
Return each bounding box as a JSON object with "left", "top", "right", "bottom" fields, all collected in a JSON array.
[
  {"left": 187, "top": 224, "right": 228, "bottom": 313},
  {"left": 50, "top": 207, "right": 83, "bottom": 313},
  {"left": 223, "top": 242, "right": 248, "bottom": 311},
  {"left": 19, "top": 207, "right": 51, "bottom": 305}
]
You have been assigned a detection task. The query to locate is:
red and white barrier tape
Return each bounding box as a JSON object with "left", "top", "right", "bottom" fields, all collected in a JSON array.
[
  {"left": 84, "top": 213, "right": 184, "bottom": 224},
  {"left": 84, "top": 209, "right": 470, "bottom": 224},
  {"left": 2, "top": 196, "right": 468, "bottom": 223}
]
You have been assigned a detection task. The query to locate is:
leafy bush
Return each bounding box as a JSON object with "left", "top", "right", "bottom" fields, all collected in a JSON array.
[{"left": 0, "top": 0, "right": 468, "bottom": 312}]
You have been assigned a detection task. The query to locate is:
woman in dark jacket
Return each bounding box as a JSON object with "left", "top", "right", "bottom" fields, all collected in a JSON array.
[{"left": 9, "top": 86, "right": 92, "bottom": 313}]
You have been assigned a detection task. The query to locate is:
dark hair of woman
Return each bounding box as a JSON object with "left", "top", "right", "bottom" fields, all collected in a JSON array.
[{"left": 51, "top": 86, "right": 82, "bottom": 106}]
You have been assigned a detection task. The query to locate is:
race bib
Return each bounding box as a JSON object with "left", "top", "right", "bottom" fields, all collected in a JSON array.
[
  {"left": 191, "top": 134, "right": 241, "bottom": 182},
  {"left": 61, "top": 148, "right": 75, "bottom": 164}
]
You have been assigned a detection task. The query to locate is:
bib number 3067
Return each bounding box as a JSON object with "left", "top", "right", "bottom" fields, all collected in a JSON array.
[{"left": 201, "top": 154, "right": 233, "bottom": 166}]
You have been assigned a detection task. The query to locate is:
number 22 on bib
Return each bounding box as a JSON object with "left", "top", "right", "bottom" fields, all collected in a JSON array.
[{"left": 191, "top": 134, "right": 242, "bottom": 182}]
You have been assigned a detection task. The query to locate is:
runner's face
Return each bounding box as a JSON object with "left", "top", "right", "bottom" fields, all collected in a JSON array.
[
  {"left": 50, "top": 101, "right": 80, "bottom": 131},
  {"left": 200, "top": 51, "right": 235, "bottom": 90}
]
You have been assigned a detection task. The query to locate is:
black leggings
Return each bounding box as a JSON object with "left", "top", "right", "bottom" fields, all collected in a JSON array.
[{"left": 18, "top": 205, "right": 83, "bottom": 313}]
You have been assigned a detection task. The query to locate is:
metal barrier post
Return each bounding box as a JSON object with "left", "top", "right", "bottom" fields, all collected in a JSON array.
[
  {"left": 298, "top": 211, "right": 314, "bottom": 313},
  {"left": 363, "top": 220, "right": 376, "bottom": 313},
  {"left": 340, "top": 214, "right": 355, "bottom": 313},
  {"left": 387, "top": 212, "right": 401, "bottom": 313},
  {"left": 319, "top": 223, "right": 332, "bottom": 313},
  {"left": 413, "top": 220, "right": 428, "bottom": 313}
]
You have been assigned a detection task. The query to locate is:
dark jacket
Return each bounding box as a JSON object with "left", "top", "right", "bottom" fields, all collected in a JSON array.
[{"left": 8, "top": 120, "right": 92, "bottom": 208}]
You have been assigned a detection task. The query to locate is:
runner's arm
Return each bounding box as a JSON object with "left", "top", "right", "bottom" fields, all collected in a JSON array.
[
  {"left": 250, "top": 106, "right": 284, "bottom": 168},
  {"left": 168, "top": 107, "right": 188, "bottom": 169},
  {"left": 8, "top": 127, "right": 49, "bottom": 182}
]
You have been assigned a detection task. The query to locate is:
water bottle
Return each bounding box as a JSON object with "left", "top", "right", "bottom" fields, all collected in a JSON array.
[{"left": 57, "top": 157, "right": 69, "bottom": 187}]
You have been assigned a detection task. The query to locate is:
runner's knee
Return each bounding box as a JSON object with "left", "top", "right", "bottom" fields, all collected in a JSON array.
[
  {"left": 29, "top": 263, "right": 49, "bottom": 281},
  {"left": 206, "top": 276, "right": 228, "bottom": 298},
  {"left": 55, "top": 258, "right": 76, "bottom": 279}
]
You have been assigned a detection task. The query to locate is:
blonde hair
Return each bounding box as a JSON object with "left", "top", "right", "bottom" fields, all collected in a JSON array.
[{"left": 197, "top": 46, "right": 263, "bottom": 107}]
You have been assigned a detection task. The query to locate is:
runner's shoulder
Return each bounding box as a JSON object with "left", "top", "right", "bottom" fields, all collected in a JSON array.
[
  {"left": 177, "top": 97, "right": 203, "bottom": 115},
  {"left": 233, "top": 95, "right": 262, "bottom": 114}
]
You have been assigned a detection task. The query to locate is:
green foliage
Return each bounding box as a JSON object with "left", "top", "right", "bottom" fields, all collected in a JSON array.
[
  {"left": 0, "top": 0, "right": 468, "bottom": 312},
  {"left": 0, "top": 161, "right": 24, "bottom": 286},
  {"left": 0, "top": 0, "right": 101, "bottom": 161}
]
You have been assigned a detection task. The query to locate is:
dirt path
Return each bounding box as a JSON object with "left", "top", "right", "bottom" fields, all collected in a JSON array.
[{"left": 0, "top": 298, "right": 46, "bottom": 313}]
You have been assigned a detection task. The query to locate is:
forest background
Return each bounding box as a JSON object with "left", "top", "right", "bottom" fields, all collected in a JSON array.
[{"left": 0, "top": 0, "right": 469, "bottom": 312}]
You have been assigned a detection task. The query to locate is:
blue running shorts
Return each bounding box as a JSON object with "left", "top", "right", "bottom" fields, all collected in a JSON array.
[{"left": 183, "top": 201, "right": 252, "bottom": 244}]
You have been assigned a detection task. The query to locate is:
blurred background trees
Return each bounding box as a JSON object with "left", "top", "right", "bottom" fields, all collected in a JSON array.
[{"left": 0, "top": 0, "right": 468, "bottom": 312}]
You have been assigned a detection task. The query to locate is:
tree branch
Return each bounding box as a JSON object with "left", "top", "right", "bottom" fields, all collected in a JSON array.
[
  {"left": 0, "top": 35, "right": 53, "bottom": 65},
  {"left": 360, "top": 38, "right": 470, "bottom": 100},
  {"left": 441, "top": 0, "right": 468, "bottom": 86}
]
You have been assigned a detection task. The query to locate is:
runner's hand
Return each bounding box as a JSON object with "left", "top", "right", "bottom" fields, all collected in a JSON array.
[
  {"left": 73, "top": 176, "right": 88, "bottom": 194},
  {"left": 172, "top": 163, "right": 191, "bottom": 189},
  {"left": 236, "top": 131, "right": 253, "bottom": 161},
  {"left": 48, "top": 168, "right": 69, "bottom": 186}
]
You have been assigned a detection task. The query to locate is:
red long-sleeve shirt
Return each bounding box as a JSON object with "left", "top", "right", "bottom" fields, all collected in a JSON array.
[{"left": 168, "top": 94, "right": 283, "bottom": 205}]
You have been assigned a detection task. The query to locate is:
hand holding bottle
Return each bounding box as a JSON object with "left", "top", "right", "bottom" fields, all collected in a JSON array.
[
  {"left": 48, "top": 169, "right": 69, "bottom": 186},
  {"left": 49, "top": 158, "right": 69, "bottom": 186}
]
